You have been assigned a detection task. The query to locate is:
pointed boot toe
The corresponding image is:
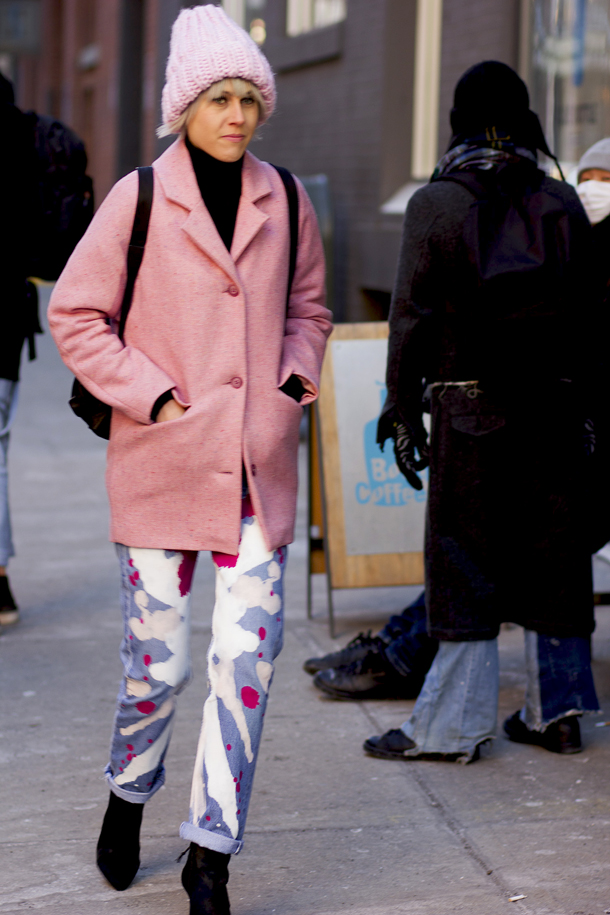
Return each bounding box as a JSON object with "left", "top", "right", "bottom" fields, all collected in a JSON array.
[
  {"left": 181, "top": 842, "right": 231, "bottom": 914},
  {"left": 96, "top": 791, "right": 143, "bottom": 891}
]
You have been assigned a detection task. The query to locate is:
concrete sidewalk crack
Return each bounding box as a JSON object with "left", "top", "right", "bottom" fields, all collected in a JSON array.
[{"left": 358, "top": 703, "right": 536, "bottom": 914}]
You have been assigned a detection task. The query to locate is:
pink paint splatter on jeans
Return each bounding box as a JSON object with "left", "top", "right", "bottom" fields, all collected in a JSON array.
[
  {"left": 144, "top": 654, "right": 151, "bottom": 666},
  {"left": 241, "top": 686, "right": 260, "bottom": 709},
  {"left": 137, "top": 700, "right": 156, "bottom": 715},
  {"left": 178, "top": 551, "right": 197, "bottom": 597},
  {"left": 259, "top": 627, "right": 266, "bottom": 641}
]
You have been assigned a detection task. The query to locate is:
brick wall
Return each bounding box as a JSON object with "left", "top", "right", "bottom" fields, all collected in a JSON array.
[{"left": 437, "top": 0, "right": 520, "bottom": 152}]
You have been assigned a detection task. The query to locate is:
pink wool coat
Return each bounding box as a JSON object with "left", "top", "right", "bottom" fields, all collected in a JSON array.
[{"left": 49, "top": 138, "right": 332, "bottom": 553}]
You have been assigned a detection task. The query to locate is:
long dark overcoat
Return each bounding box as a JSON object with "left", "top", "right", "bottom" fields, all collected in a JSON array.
[{"left": 382, "top": 169, "right": 601, "bottom": 641}]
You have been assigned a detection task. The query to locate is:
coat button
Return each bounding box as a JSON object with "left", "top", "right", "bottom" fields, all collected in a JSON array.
[
  {"left": 227, "top": 284, "right": 239, "bottom": 296},
  {"left": 231, "top": 377, "right": 243, "bottom": 388},
  {"left": 251, "top": 463, "right": 257, "bottom": 476}
]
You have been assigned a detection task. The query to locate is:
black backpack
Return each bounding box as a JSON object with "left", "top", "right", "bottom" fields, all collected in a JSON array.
[
  {"left": 27, "top": 113, "right": 94, "bottom": 281},
  {"left": 431, "top": 161, "right": 590, "bottom": 387}
]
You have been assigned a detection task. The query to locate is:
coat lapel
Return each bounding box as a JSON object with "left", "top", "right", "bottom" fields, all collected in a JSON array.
[
  {"left": 153, "top": 139, "right": 237, "bottom": 282},
  {"left": 153, "top": 142, "right": 274, "bottom": 278},
  {"left": 231, "top": 152, "right": 272, "bottom": 264}
]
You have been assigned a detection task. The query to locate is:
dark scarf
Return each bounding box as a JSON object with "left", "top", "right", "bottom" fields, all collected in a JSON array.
[{"left": 186, "top": 137, "right": 243, "bottom": 251}]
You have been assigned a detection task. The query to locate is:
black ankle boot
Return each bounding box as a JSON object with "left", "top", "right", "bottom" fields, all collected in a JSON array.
[
  {"left": 96, "top": 791, "right": 144, "bottom": 890},
  {"left": 503, "top": 711, "right": 582, "bottom": 754},
  {"left": 181, "top": 842, "right": 231, "bottom": 915}
]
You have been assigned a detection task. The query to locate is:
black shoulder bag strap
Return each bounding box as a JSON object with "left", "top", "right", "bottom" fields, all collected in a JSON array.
[
  {"left": 69, "top": 165, "right": 154, "bottom": 440},
  {"left": 270, "top": 164, "right": 299, "bottom": 312},
  {"left": 118, "top": 165, "right": 154, "bottom": 339}
]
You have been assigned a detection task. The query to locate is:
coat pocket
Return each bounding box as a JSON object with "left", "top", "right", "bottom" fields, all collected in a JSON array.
[{"left": 450, "top": 414, "right": 506, "bottom": 436}]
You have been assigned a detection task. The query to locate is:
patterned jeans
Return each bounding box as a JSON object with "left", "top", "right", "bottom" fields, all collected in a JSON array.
[{"left": 105, "top": 495, "right": 285, "bottom": 855}]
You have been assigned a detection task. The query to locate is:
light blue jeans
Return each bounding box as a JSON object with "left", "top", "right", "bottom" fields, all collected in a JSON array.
[
  {"left": 400, "top": 630, "right": 599, "bottom": 761},
  {"left": 0, "top": 379, "right": 19, "bottom": 568},
  {"left": 105, "top": 494, "right": 286, "bottom": 855}
]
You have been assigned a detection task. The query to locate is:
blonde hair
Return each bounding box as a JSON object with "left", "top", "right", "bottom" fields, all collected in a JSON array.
[{"left": 157, "top": 78, "right": 266, "bottom": 138}]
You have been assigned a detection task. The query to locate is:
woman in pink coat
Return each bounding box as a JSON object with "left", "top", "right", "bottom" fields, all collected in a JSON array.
[{"left": 49, "top": 7, "right": 331, "bottom": 913}]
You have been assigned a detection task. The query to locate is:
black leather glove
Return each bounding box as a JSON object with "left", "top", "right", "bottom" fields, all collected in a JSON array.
[{"left": 393, "top": 419, "right": 429, "bottom": 491}]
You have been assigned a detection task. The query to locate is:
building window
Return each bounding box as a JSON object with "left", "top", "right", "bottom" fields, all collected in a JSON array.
[
  {"left": 286, "top": 0, "right": 346, "bottom": 37},
  {"left": 527, "top": 0, "right": 610, "bottom": 171},
  {"left": 222, "top": 0, "right": 267, "bottom": 45}
]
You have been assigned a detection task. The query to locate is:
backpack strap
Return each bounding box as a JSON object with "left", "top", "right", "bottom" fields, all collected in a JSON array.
[
  {"left": 270, "top": 164, "right": 299, "bottom": 314},
  {"left": 118, "top": 166, "right": 154, "bottom": 341}
]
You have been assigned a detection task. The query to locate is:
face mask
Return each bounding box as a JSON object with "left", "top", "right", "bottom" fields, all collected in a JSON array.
[{"left": 576, "top": 179, "right": 610, "bottom": 225}]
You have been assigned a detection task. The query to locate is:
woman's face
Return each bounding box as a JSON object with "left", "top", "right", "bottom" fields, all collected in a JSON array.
[
  {"left": 579, "top": 167, "right": 610, "bottom": 183},
  {"left": 187, "top": 84, "right": 259, "bottom": 162}
]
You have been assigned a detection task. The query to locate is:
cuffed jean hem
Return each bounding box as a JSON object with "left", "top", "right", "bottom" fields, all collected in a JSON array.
[
  {"left": 180, "top": 821, "right": 243, "bottom": 856},
  {"left": 105, "top": 764, "right": 165, "bottom": 804}
]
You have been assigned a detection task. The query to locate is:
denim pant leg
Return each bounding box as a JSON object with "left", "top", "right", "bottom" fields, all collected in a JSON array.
[
  {"left": 400, "top": 638, "right": 499, "bottom": 760},
  {"left": 105, "top": 544, "right": 196, "bottom": 803},
  {"left": 180, "top": 497, "right": 286, "bottom": 855},
  {"left": 0, "top": 380, "right": 19, "bottom": 567},
  {"left": 381, "top": 591, "right": 439, "bottom": 678},
  {"left": 379, "top": 590, "right": 426, "bottom": 643},
  {"left": 522, "top": 630, "right": 600, "bottom": 731}
]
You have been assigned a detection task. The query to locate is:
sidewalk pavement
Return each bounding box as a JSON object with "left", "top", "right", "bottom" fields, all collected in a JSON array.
[{"left": 2, "top": 289, "right": 610, "bottom": 915}]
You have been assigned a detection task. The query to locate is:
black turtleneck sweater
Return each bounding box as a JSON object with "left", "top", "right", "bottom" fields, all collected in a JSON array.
[{"left": 186, "top": 137, "right": 243, "bottom": 251}]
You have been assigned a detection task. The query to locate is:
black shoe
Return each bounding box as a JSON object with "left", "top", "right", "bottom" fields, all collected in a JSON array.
[
  {"left": 503, "top": 711, "right": 582, "bottom": 754},
  {"left": 363, "top": 728, "right": 417, "bottom": 759},
  {"left": 181, "top": 843, "right": 231, "bottom": 915},
  {"left": 313, "top": 649, "right": 423, "bottom": 700},
  {"left": 363, "top": 728, "right": 481, "bottom": 763},
  {"left": 96, "top": 791, "right": 143, "bottom": 890},
  {"left": 0, "top": 575, "right": 18, "bottom": 626},
  {"left": 303, "top": 630, "right": 385, "bottom": 675}
]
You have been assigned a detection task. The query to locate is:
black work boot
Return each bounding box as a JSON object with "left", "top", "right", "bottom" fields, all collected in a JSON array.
[
  {"left": 313, "top": 647, "right": 423, "bottom": 700},
  {"left": 503, "top": 711, "right": 582, "bottom": 754},
  {"left": 181, "top": 843, "right": 231, "bottom": 915},
  {"left": 96, "top": 791, "right": 144, "bottom": 890},
  {"left": 303, "top": 631, "right": 385, "bottom": 675}
]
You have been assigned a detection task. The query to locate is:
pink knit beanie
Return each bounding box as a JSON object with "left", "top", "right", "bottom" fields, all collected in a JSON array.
[{"left": 161, "top": 5, "right": 276, "bottom": 129}]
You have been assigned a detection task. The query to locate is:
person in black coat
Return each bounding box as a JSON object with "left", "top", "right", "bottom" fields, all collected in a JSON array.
[
  {"left": 364, "top": 62, "right": 603, "bottom": 763},
  {"left": 0, "top": 74, "right": 40, "bottom": 628}
]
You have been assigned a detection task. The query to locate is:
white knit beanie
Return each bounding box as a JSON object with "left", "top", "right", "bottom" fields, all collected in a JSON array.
[
  {"left": 161, "top": 5, "right": 276, "bottom": 130},
  {"left": 577, "top": 138, "right": 610, "bottom": 181}
]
